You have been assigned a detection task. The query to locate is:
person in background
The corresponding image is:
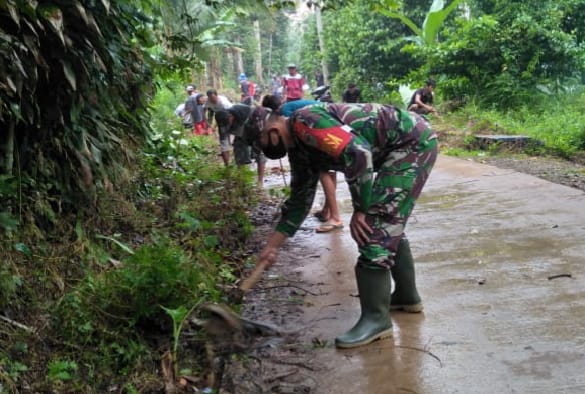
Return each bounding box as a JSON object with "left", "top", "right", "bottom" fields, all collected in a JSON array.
[
  {"left": 271, "top": 75, "right": 281, "bottom": 98},
  {"left": 315, "top": 69, "right": 325, "bottom": 87},
  {"left": 261, "top": 95, "right": 343, "bottom": 233},
  {"left": 204, "top": 89, "right": 233, "bottom": 166},
  {"left": 408, "top": 79, "right": 438, "bottom": 115},
  {"left": 282, "top": 64, "right": 305, "bottom": 102},
  {"left": 177, "top": 85, "right": 196, "bottom": 129},
  {"left": 239, "top": 73, "right": 253, "bottom": 105},
  {"left": 250, "top": 102, "right": 437, "bottom": 348},
  {"left": 192, "top": 93, "right": 212, "bottom": 135},
  {"left": 215, "top": 104, "right": 268, "bottom": 186},
  {"left": 175, "top": 102, "right": 187, "bottom": 124},
  {"left": 342, "top": 83, "right": 361, "bottom": 103}
]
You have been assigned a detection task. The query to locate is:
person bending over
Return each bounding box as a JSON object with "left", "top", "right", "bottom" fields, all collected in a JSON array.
[{"left": 250, "top": 102, "right": 438, "bottom": 348}]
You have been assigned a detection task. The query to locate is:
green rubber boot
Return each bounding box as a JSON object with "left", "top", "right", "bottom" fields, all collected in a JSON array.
[
  {"left": 335, "top": 265, "right": 393, "bottom": 349},
  {"left": 390, "top": 238, "right": 423, "bottom": 313}
]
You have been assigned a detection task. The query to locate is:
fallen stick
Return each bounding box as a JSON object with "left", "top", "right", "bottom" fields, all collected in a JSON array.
[
  {"left": 0, "top": 314, "right": 35, "bottom": 333},
  {"left": 547, "top": 273, "right": 572, "bottom": 280}
]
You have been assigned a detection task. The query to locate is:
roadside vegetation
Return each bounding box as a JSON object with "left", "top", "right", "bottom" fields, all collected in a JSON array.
[
  {"left": 437, "top": 91, "right": 585, "bottom": 161},
  {"left": 1, "top": 80, "right": 260, "bottom": 392}
]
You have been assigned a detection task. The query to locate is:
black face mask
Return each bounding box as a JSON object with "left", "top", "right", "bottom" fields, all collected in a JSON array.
[{"left": 262, "top": 134, "right": 287, "bottom": 160}]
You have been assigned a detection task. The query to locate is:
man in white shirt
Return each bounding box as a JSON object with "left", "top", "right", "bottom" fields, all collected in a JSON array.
[{"left": 204, "top": 89, "right": 233, "bottom": 166}]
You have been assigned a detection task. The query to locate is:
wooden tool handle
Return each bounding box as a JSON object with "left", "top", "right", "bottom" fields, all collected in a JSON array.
[{"left": 240, "top": 259, "right": 270, "bottom": 291}]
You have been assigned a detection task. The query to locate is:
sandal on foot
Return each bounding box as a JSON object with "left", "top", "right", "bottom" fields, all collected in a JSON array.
[{"left": 316, "top": 222, "right": 343, "bottom": 233}]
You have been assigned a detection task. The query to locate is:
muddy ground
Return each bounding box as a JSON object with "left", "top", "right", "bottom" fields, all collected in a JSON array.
[{"left": 217, "top": 147, "right": 585, "bottom": 394}]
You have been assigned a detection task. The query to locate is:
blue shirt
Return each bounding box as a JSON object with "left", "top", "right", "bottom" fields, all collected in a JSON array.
[{"left": 279, "top": 100, "right": 319, "bottom": 117}]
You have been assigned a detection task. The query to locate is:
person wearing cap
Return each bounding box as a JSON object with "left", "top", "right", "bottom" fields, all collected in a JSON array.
[
  {"left": 215, "top": 104, "right": 268, "bottom": 185},
  {"left": 282, "top": 64, "right": 305, "bottom": 103},
  {"left": 204, "top": 89, "right": 234, "bottom": 166},
  {"left": 250, "top": 102, "right": 438, "bottom": 348},
  {"left": 408, "top": 79, "right": 438, "bottom": 115}
]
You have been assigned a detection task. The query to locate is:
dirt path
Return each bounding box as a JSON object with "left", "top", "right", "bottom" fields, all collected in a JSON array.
[{"left": 220, "top": 155, "right": 585, "bottom": 394}]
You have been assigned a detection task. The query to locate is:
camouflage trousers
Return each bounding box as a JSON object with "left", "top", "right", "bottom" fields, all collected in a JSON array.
[{"left": 358, "top": 136, "right": 438, "bottom": 270}]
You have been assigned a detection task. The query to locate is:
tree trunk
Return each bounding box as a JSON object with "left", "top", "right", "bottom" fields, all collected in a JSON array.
[
  {"left": 315, "top": 5, "right": 329, "bottom": 85},
  {"left": 235, "top": 36, "right": 244, "bottom": 76},
  {"left": 268, "top": 33, "right": 273, "bottom": 77},
  {"left": 253, "top": 19, "right": 263, "bottom": 85},
  {"left": 208, "top": 49, "right": 223, "bottom": 90}
]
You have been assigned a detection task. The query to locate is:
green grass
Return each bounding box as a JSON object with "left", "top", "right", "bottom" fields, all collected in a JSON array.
[{"left": 442, "top": 92, "right": 585, "bottom": 160}]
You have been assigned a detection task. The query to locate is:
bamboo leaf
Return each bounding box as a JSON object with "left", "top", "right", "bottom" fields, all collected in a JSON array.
[
  {"left": 60, "top": 60, "right": 77, "bottom": 91},
  {"left": 95, "top": 234, "right": 134, "bottom": 255},
  {"left": 39, "top": 5, "right": 65, "bottom": 47},
  {"left": 100, "top": 0, "right": 110, "bottom": 14},
  {"left": 10, "top": 50, "right": 28, "bottom": 78},
  {"left": 74, "top": 1, "right": 89, "bottom": 25},
  {"left": 6, "top": 77, "right": 17, "bottom": 93},
  {"left": 6, "top": 3, "right": 20, "bottom": 26},
  {"left": 22, "top": 34, "right": 43, "bottom": 66},
  {"left": 85, "top": 11, "right": 103, "bottom": 38}
]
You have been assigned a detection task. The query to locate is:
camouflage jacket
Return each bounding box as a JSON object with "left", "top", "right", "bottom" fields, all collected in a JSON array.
[{"left": 276, "top": 103, "right": 437, "bottom": 237}]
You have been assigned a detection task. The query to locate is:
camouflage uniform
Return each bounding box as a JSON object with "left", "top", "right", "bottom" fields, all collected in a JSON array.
[{"left": 275, "top": 103, "right": 438, "bottom": 269}]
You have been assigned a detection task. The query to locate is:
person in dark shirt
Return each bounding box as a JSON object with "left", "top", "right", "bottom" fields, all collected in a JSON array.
[
  {"left": 408, "top": 79, "right": 438, "bottom": 115},
  {"left": 342, "top": 83, "right": 361, "bottom": 103},
  {"left": 239, "top": 73, "right": 253, "bottom": 105},
  {"left": 315, "top": 70, "right": 325, "bottom": 87}
]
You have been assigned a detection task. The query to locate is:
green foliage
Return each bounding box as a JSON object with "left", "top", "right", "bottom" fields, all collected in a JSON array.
[
  {"left": 375, "top": 0, "right": 464, "bottom": 45},
  {"left": 0, "top": 265, "right": 22, "bottom": 308},
  {"left": 161, "top": 304, "right": 197, "bottom": 377},
  {"left": 422, "top": 0, "right": 466, "bottom": 44},
  {"left": 0, "top": 356, "right": 28, "bottom": 391},
  {"left": 449, "top": 91, "right": 585, "bottom": 158},
  {"left": 420, "top": 4, "right": 585, "bottom": 108},
  {"left": 47, "top": 359, "right": 78, "bottom": 382},
  {"left": 0, "top": 1, "right": 157, "bottom": 224},
  {"left": 55, "top": 241, "right": 218, "bottom": 338},
  {"left": 0, "top": 176, "right": 18, "bottom": 232},
  {"left": 315, "top": 2, "right": 422, "bottom": 101}
]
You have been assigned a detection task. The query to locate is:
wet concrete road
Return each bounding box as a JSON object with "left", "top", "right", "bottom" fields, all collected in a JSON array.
[{"left": 274, "top": 155, "right": 585, "bottom": 394}]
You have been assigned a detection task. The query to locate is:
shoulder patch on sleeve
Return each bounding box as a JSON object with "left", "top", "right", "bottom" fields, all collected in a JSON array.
[{"left": 293, "top": 122, "right": 353, "bottom": 158}]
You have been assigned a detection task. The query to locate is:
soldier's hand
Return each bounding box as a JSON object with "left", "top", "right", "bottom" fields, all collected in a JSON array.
[
  {"left": 350, "top": 211, "right": 373, "bottom": 246},
  {"left": 258, "top": 246, "right": 279, "bottom": 268}
]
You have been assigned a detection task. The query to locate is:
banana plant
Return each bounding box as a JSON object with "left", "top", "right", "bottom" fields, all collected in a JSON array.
[{"left": 374, "top": 0, "right": 465, "bottom": 45}]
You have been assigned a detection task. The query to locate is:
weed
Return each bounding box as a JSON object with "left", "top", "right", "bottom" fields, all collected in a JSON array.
[
  {"left": 0, "top": 357, "right": 28, "bottom": 390},
  {"left": 311, "top": 337, "right": 329, "bottom": 349},
  {"left": 161, "top": 304, "right": 198, "bottom": 378},
  {"left": 47, "top": 359, "right": 78, "bottom": 382}
]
